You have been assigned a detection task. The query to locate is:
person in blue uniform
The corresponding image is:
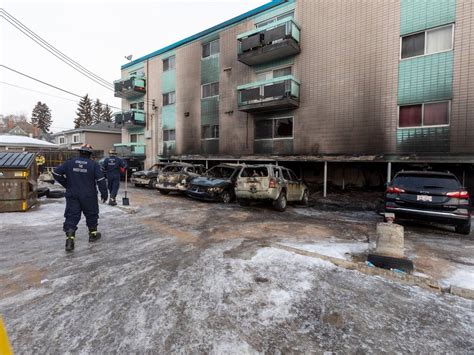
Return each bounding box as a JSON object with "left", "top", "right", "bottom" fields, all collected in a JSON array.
[
  {"left": 103, "top": 149, "right": 126, "bottom": 206},
  {"left": 53, "top": 144, "right": 108, "bottom": 252}
]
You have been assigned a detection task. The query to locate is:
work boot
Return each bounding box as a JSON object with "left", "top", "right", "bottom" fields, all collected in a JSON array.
[
  {"left": 108, "top": 197, "right": 117, "bottom": 206},
  {"left": 89, "top": 228, "right": 102, "bottom": 243},
  {"left": 65, "top": 231, "right": 75, "bottom": 252}
]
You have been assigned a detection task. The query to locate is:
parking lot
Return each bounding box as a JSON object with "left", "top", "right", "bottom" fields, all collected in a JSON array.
[{"left": 1, "top": 184, "right": 473, "bottom": 353}]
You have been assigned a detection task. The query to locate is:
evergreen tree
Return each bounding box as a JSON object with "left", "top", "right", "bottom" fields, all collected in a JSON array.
[
  {"left": 92, "top": 99, "right": 103, "bottom": 124},
  {"left": 102, "top": 104, "right": 113, "bottom": 122},
  {"left": 74, "top": 94, "right": 93, "bottom": 128},
  {"left": 31, "top": 101, "right": 52, "bottom": 132}
]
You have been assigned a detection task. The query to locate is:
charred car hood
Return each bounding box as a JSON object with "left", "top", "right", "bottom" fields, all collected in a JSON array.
[
  {"left": 132, "top": 170, "right": 159, "bottom": 178},
  {"left": 191, "top": 176, "right": 230, "bottom": 187}
]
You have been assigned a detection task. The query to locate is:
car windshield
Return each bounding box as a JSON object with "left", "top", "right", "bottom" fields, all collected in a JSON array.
[
  {"left": 150, "top": 165, "right": 161, "bottom": 171},
  {"left": 392, "top": 174, "right": 461, "bottom": 192},
  {"left": 241, "top": 167, "right": 269, "bottom": 177},
  {"left": 163, "top": 165, "right": 183, "bottom": 173},
  {"left": 206, "top": 166, "right": 235, "bottom": 179}
]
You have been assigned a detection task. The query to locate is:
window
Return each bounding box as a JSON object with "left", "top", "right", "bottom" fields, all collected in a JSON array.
[
  {"left": 163, "top": 56, "right": 176, "bottom": 71},
  {"left": 401, "top": 24, "right": 453, "bottom": 59},
  {"left": 72, "top": 134, "right": 80, "bottom": 143},
  {"left": 130, "top": 102, "right": 144, "bottom": 110},
  {"left": 201, "top": 82, "right": 219, "bottom": 98},
  {"left": 130, "top": 134, "right": 138, "bottom": 143},
  {"left": 201, "top": 124, "right": 219, "bottom": 139},
  {"left": 255, "top": 117, "right": 293, "bottom": 140},
  {"left": 163, "top": 129, "right": 176, "bottom": 141},
  {"left": 163, "top": 92, "right": 176, "bottom": 106},
  {"left": 129, "top": 69, "right": 145, "bottom": 78},
  {"left": 241, "top": 167, "right": 269, "bottom": 177},
  {"left": 398, "top": 101, "right": 450, "bottom": 128},
  {"left": 256, "top": 11, "right": 294, "bottom": 28},
  {"left": 282, "top": 169, "right": 291, "bottom": 181},
  {"left": 58, "top": 136, "right": 65, "bottom": 144},
  {"left": 256, "top": 67, "right": 291, "bottom": 81},
  {"left": 202, "top": 39, "right": 220, "bottom": 58}
]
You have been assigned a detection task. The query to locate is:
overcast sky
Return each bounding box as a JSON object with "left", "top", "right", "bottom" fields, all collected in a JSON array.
[{"left": 0, "top": 0, "right": 268, "bottom": 132}]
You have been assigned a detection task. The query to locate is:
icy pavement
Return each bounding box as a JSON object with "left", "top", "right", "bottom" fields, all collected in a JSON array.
[{"left": 0, "top": 187, "right": 473, "bottom": 353}]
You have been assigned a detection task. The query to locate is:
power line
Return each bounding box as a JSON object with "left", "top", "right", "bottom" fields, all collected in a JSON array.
[
  {"left": 0, "top": 81, "right": 80, "bottom": 103},
  {"left": 0, "top": 64, "right": 121, "bottom": 110},
  {"left": 0, "top": 9, "right": 114, "bottom": 91}
]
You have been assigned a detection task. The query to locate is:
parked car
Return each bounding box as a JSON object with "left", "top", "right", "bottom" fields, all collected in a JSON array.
[
  {"left": 186, "top": 164, "right": 244, "bottom": 203},
  {"left": 130, "top": 163, "right": 167, "bottom": 188},
  {"left": 385, "top": 170, "right": 471, "bottom": 234},
  {"left": 235, "top": 164, "right": 309, "bottom": 211},
  {"left": 156, "top": 162, "right": 206, "bottom": 195}
]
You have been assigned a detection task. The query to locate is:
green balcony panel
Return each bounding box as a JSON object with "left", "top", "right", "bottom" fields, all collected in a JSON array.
[
  {"left": 398, "top": 51, "right": 453, "bottom": 105},
  {"left": 114, "top": 109, "right": 145, "bottom": 127},
  {"left": 114, "top": 77, "right": 146, "bottom": 99},
  {"left": 237, "top": 75, "right": 300, "bottom": 113},
  {"left": 113, "top": 143, "right": 146, "bottom": 156},
  {"left": 201, "top": 56, "right": 220, "bottom": 84},
  {"left": 162, "top": 70, "right": 176, "bottom": 93},
  {"left": 400, "top": 0, "right": 456, "bottom": 35},
  {"left": 396, "top": 126, "right": 450, "bottom": 153},
  {"left": 162, "top": 105, "right": 176, "bottom": 130},
  {"left": 201, "top": 139, "right": 219, "bottom": 155}
]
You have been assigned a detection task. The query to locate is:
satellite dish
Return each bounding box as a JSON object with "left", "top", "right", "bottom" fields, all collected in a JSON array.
[{"left": 124, "top": 55, "right": 133, "bottom": 61}]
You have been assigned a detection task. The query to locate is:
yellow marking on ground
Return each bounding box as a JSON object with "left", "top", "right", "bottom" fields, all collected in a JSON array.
[{"left": 0, "top": 316, "right": 13, "bottom": 355}]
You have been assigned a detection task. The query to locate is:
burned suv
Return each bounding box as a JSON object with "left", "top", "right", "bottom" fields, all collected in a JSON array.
[
  {"left": 235, "top": 164, "right": 309, "bottom": 211},
  {"left": 156, "top": 163, "right": 206, "bottom": 195},
  {"left": 385, "top": 171, "right": 471, "bottom": 234},
  {"left": 130, "top": 163, "right": 167, "bottom": 188},
  {"left": 186, "top": 164, "right": 244, "bottom": 203}
]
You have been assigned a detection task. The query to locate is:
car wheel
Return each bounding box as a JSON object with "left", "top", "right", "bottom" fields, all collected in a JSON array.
[
  {"left": 159, "top": 189, "right": 170, "bottom": 195},
  {"left": 237, "top": 198, "right": 250, "bottom": 207},
  {"left": 273, "top": 191, "right": 287, "bottom": 212},
  {"left": 134, "top": 183, "right": 141, "bottom": 187},
  {"left": 148, "top": 178, "right": 157, "bottom": 189},
  {"left": 37, "top": 187, "right": 49, "bottom": 198},
  {"left": 455, "top": 220, "right": 471, "bottom": 235},
  {"left": 220, "top": 190, "right": 233, "bottom": 204},
  {"left": 46, "top": 190, "right": 65, "bottom": 199},
  {"left": 300, "top": 189, "right": 309, "bottom": 206}
]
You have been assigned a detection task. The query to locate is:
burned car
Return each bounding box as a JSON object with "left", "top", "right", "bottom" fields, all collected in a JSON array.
[
  {"left": 156, "top": 163, "right": 206, "bottom": 195},
  {"left": 130, "top": 163, "right": 167, "bottom": 188},
  {"left": 186, "top": 164, "right": 244, "bottom": 203}
]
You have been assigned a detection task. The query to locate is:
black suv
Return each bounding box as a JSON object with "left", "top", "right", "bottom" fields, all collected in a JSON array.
[{"left": 385, "top": 171, "right": 471, "bottom": 234}]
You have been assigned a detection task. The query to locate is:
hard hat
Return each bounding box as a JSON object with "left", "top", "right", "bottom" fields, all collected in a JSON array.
[{"left": 78, "top": 144, "right": 94, "bottom": 154}]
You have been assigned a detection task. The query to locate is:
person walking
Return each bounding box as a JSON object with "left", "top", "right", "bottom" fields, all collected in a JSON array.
[
  {"left": 103, "top": 149, "right": 127, "bottom": 206},
  {"left": 53, "top": 144, "right": 108, "bottom": 252}
]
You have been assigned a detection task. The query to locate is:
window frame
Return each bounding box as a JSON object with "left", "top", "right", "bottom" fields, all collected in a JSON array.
[
  {"left": 255, "top": 10, "right": 295, "bottom": 28},
  {"left": 254, "top": 116, "right": 294, "bottom": 141},
  {"left": 400, "top": 24, "right": 454, "bottom": 60},
  {"left": 201, "top": 82, "right": 220, "bottom": 99},
  {"left": 202, "top": 39, "right": 220, "bottom": 59},
  {"left": 201, "top": 124, "right": 219, "bottom": 140},
  {"left": 163, "top": 91, "right": 176, "bottom": 106},
  {"left": 397, "top": 100, "right": 451, "bottom": 129},
  {"left": 72, "top": 133, "right": 80, "bottom": 143},
  {"left": 163, "top": 55, "right": 176, "bottom": 72},
  {"left": 58, "top": 136, "right": 65, "bottom": 145},
  {"left": 163, "top": 129, "right": 176, "bottom": 142}
]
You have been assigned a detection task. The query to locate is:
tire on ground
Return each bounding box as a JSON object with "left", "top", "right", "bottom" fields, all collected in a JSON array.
[
  {"left": 159, "top": 189, "right": 170, "bottom": 195},
  {"left": 37, "top": 187, "right": 49, "bottom": 198},
  {"left": 237, "top": 198, "right": 250, "bottom": 206},
  {"left": 455, "top": 220, "right": 471, "bottom": 235},
  {"left": 46, "top": 190, "right": 65, "bottom": 199},
  {"left": 220, "top": 190, "right": 233, "bottom": 204},
  {"left": 273, "top": 191, "right": 287, "bottom": 212}
]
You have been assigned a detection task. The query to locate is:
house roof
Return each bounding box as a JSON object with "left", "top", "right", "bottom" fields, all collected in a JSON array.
[
  {"left": 0, "top": 135, "right": 57, "bottom": 147},
  {"left": 52, "top": 122, "right": 121, "bottom": 136},
  {"left": 0, "top": 152, "right": 36, "bottom": 169},
  {"left": 122, "top": 0, "right": 288, "bottom": 69}
]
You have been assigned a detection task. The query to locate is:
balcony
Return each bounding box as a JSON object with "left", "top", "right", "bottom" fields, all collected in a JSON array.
[
  {"left": 114, "top": 109, "right": 145, "bottom": 127},
  {"left": 237, "top": 75, "right": 300, "bottom": 113},
  {"left": 237, "top": 18, "right": 300, "bottom": 66},
  {"left": 114, "top": 77, "right": 146, "bottom": 99},
  {"left": 113, "top": 143, "right": 146, "bottom": 157}
]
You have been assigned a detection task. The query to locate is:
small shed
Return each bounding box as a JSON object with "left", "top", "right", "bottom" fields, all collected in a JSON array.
[{"left": 0, "top": 152, "right": 38, "bottom": 212}]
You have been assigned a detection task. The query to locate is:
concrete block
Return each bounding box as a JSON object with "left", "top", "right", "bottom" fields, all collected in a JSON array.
[{"left": 375, "top": 222, "right": 404, "bottom": 258}]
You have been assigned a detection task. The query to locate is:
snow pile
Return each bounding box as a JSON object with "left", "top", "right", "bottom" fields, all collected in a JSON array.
[
  {"left": 0, "top": 134, "right": 56, "bottom": 146},
  {"left": 444, "top": 267, "right": 474, "bottom": 291},
  {"left": 280, "top": 240, "right": 368, "bottom": 260}
]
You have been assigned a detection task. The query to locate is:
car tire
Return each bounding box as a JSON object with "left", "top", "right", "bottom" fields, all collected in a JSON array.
[
  {"left": 134, "top": 183, "right": 141, "bottom": 187},
  {"left": 148, "top": 178, "right": 157, "bottom": 189},
  {"left": 37, "top": 187, "right": 49, "bottom": 198},
  {"left": 159, "top": 189, "right": 170, "bottom": 195},
  {"left": 46, "top": 190, "right": 65, "bottom": 199},
  {"left": 455, "top": 220, "right": 471, "bottom": 235},
  {"left": 220, "top": 190, "right": 233, "bottom": 204},
  {"left": 273, "top": 191, "right": 287, "bottom": 212},
  {"left": 300, "top": 189, "right": 309, "bottom": 206},
  {"left": 237, "top": 198, "right": 250, "bottom": 207}
]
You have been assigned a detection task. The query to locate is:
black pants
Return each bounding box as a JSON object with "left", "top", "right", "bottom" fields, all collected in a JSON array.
[
  {"left": 107, "top": 176, "right": 120, "bottom": 198},
  {"left": 63, "top": 195, "right": 99, "bottom": 232}
]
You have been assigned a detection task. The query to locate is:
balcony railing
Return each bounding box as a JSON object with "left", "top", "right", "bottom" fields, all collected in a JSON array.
[
  {"left": 237, "top": 18, "right": 301, "bottom": 66},
  {"left": 113, "top": 143, "right": 146, "bottom": 157},
  {"left": 114, "top": 109, "right": 145, "bottom": 127},
  {"left": 237, "top": 75, "right": 300, "bottom": 113},
  {"left": 114, "top": 77, "right": 146, "bottom": 99}
]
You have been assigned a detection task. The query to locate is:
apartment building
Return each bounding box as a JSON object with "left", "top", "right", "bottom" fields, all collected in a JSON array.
[{"left": 114, "top": 0, "right": 474, "bottom": 186}]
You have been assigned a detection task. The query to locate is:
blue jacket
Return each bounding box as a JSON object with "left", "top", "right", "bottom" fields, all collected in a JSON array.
[
  {"left": 53, "top": 157, "right": 108, "bottom": 198},
  {"left": 103, "top": 156, "right": 126, "bottom": 179}
]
